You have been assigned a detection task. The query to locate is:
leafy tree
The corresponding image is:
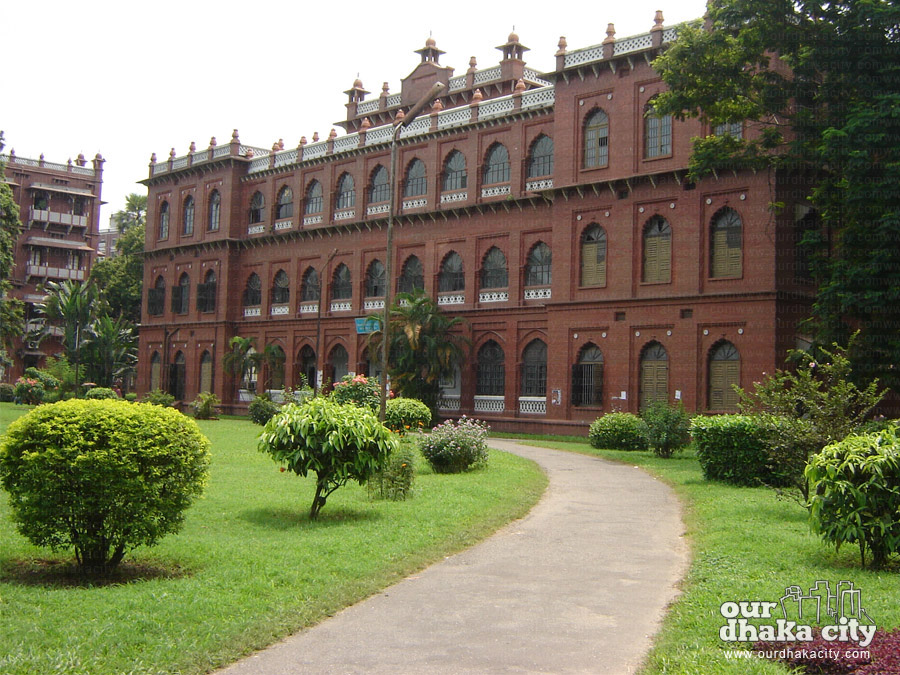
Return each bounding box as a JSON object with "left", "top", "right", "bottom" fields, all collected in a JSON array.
[
  {"left": 652, "top": 0, "right": 900, "bottom": 390},
  {"left": 0, "top": 132, "right": 24, "bottom": 363},
  {"left": 36, "top": 280, "right": 98, "bottom": 387},
  {"left": 89, "top": 223, "right": 144, "bottom": 322},
  {"left": 112, "top": 193, "right": 147, "bottom": 233},
  {"left": 83, "top": 314, "right": 137, "bottom": 388},
  {"left": 368, "top": 289, "right": 468, "bottom": 412},
  {"left": 222, "top": 336, "right": 260, "bottom": 398}
]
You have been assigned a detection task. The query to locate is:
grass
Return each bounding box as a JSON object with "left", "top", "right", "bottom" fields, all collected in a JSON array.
[
  {"left": 0, "top": 403, "right": 547, "bottom": 675},
  {"left": 510, "top": 440, "right": 900, "bottom": 675}
]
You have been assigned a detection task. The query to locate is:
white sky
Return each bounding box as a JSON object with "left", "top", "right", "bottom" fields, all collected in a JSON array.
[{"left": 2, "top": 0, "right": 707, "bottom": 226}]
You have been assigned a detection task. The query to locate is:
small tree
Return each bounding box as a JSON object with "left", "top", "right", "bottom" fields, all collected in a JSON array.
[
  {"left": 258, "top": 397, "right": 397, "bottom": 519},
  {"left": 223, "top": 336, "right": 259, "bottom": 399},
  {"left": 642, "top": 402, "right": 691, "bottom": 458},
  {"left": 0, "top": 400, "right": 210, "bottom": 575}
]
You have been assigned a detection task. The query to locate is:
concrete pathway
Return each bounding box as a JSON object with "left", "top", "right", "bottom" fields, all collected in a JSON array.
[{"left": 217, "top": 440, "right": 688, "bottom": 675}]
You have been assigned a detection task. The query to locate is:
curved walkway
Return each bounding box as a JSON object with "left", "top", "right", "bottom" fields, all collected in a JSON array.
[{"left": 217, "top": 440, "right": 688, "bottom": 675}]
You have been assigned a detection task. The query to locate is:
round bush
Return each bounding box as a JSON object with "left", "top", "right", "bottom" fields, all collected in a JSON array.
[
  {"left": 249, "top": 394, "right": 280, "bottom": 425},
  {"left": 385, "top": 397, "right": 432, "bottom": 434},
  {"left": 420, "top": 416, "right": 490, "bottom": 473},
  {"left": 0, "top": 382, "right": 16, "bottom": 402},
  {"left": 142, "top": 389, "right": 175, "bottom": 407},
  {"left": 642, "top": 402, "right": 691, "bottom": 458},
  {"left": 14, "top": 377, "right": 44, "bottom": 405},
  {"left": 84, "top": 386, "right": 120, "bottom": 400},
  {"left": 589, "top": 413, "right": 649, "bottom": 451},
  {"left": 0, "top": 400, "right": 210, "bottom": 574}
]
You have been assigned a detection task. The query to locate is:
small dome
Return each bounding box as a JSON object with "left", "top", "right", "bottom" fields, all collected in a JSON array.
[
  {"left": 508, "top": 31, "right": 519, "bottom": 43},
  {"left": 353, "top": 77, "right": 363, "bottom": 88},
  {"left": 425, "top": 36, "right": 436, "bottom": 48}
]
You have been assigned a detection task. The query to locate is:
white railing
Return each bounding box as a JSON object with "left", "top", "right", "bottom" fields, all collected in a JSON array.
[
  {"left": 481, "top": 185, "right": 510, "bottom": 198},
  {"left": 273, "top": 219, "right": 293, "bottom": 231},
  {"left": 330, "top": 301, "right": 351, "bottom": 312},
  {"left": 365, "top": 125, "right": 393, "bottom": 146},
  {"left": 474, "top": 395, "right": 504, "bottom": 413},
  {"left": 213, "top": 145, "right": 232, "bottom": 158},
  {"left": 437, "top": 107, "right": 471, "bottom": 130},
  {"left": 152, "top": 163, "right": 169, "bottom": 176},
  {"left": 438, "top": 394, "right": 461, "bottom": 411},
  {"left": 249, "top": 156, "right": 269, "bottom": 172},
  {"left": 172, "top": 156, "right": 189, "bottom": 170},
  {"left": 364, "top": 299, "right": 385, "bottom": 310},
  {"left": 71, "top": 166, "right": 95, "bottom": 176},
  {"left": 29, "top": 209, "right": 88, "bottom": 227},
  {"left": 357, "top": 99, "right": 379, "bottom": 114},
  {"left": 518, "top": 397, "right": 547, "bottom": 414},
  {"left": 303, "top": 215, "right": 323, "bottom": 226},
  {"left": 303, "top": 141, "right": 327, "bottom": 159},
  {"left": 663, "top": 27, "right": 678, "bottom": 43},
  {"left": 367, "top": 204, "right": 389, "bottom": 216},
  {"left": 448, "top": 75, "right": 467, "bottom": 91},
  {"left": 192, "top": 150, "right": 209, "bottom": 163},
  {"left": 523, "top": 69, "right": 552, "bottom": 86},
  {"left": 526, "top": 179, "right": 553, "bottom": 191},
  {"left": 479, "top": 290, "right": 508, "bottom": 303},
  {"left": 564, "top": 45, "right": 604, "bottom": 68},
  {"left": 521, "top": 87, "right": 555, "bottom": 110},
  {"left": 385, "top": 93, "right": 402, "bottom": 107},
  {"left": 274, "top": 149, "right": 299, "bottom": 167},
  {"left": 440, "top": 191, "right": 467, "bottom": 204},
  {"left": 478, "top": 96, "right": 515, "bottom": 121},
  {"left": 333, "top": 134, "right": 360, "bottom": 152},
  {"left": 271, "top": 305, "right": 290, "bottom": 316},
  {"left": 524, "top": 287, "right": 551, "bottom": 300},
  {"left": 614, "top": 33, "right": 653, "bottom": 55},
  {"left": 25, "top": 265, "right": 85, "bottom": 281},
  {"left": 334, "top": 209, "right": 355, "bottom": 221},
  {"left": 473, "top": 66, "right": 501, "bottom": 85},
  {"left": 243, "top": 307, "right": 261, "bottom": 317},
  {"left": 437, "top": 293, "right": 464, "bottom": 305},
  {"left": 299, "top": 303, "right": 319, "bottom": 314},
  {"left": 248, "top": 224, "right": 265, "bottom": 235},
  {"left": 402, "top": 198, "right": 427, "bottom": 211},
  {"left": 399, "top": 117, "right": 431, "bottom": 139}
]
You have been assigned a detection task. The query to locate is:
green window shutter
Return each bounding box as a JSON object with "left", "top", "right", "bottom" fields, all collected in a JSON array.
[
  {"left": 658, "top": 233, "right": 671, "bottom": 283},
  {"left": 723, "top": 361, "right": 740, "bottom": 411},
  {"left": 712, "top": 228, "right": 728, "bottom": 278},
  {"left": 644, "top": 236, "right": 659, "bottom": 283},
  {"left": 709, "top": 361, "right": 726, "bottom": 409}
]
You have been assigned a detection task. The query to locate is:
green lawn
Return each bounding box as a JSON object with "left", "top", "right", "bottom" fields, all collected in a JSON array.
[
  {"left": 0, "top": 404, "right": 547, "bottom": 675},
  {"left": 514, "top": 440, "right": 900, "bottom": 674}
]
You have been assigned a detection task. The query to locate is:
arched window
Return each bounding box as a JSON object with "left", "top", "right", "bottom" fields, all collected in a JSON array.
[
  {"left": 639, "top": 342, "right": 669, "bottom": 410},
  {"left": 398, "top": 255, "right": 424, "bottom": 293},
  {"left": 642, "top": 216, "right": 672, "bottom": 284},
  {"left": 710, "top": 208, "right": 742, "bottom": 278},
  {"left": 208, "top": 190, "right": 221, "bottom": 231},
  {"left": 182, "top": 196, "right": 194, "bottom": 236},
  {"left": 276, "top": 186, "right": 293, "bottom": 219},
  {"left": 644, "top": 100, "right": 672, "bottom": 158},
  {"left": 439, "top": 252, "right": 464, "bottom": 292},
  {"left": 404, "top": 159, "right": 427, "bottom": 197},
  {"left": 150, "top": 352, "right": 162, "bottom": 391},
  {"left": 249, "top": 192, "right": 265, "bottom": 224},
  {"left": 481, "top": 247, "right": 508, "bottom": 289},
  {"left": 369, "top": 165, "right": 389, "bottom": 203},
  {"left": 527, "top": 135, "right": 554, "bottom": 178},
  {"left": 331, "top": 263, "right": 352, "bottom": 300},
  {"left": 524, "top": 242, "right": 552, "bottom": 287},
  {"left": 197, "top": 269, "right": 217, "bottom": 313},
  {"left": 271, "top": 269, "right": 290, "bottom": 305},
  {"left": 335, "top": 173, "right": 355, "bottom": 210},
  {"left": 169, "top": 351, "right": 186, "bottom": 401},
  {"left": 305, "top": 180, "right": 323, "bottom": 214},
  {"left": 483, "top": 143, "right": 510, "bottom": 185},
  {"left": 298, "top": 345, "right": 317, "bottom": 389},
  {"left": 329, "top": 344, "right": 349, "bottom": 382},
  {"left": 301, "top": 267, "right": 320, "bottom": 302},
  {"left": 365, "top": 260, "right": 386, "bottom": 297},
  {"left": 148, "top": 275, "right": 165, "bottom": 316},
  {"left": 267, "top": 344, "right": 286, "bottom": 390},
  {"left": 521, "top": 339, "right": 547, "bottom": 397},
  {"left": 172, "top": 272, "right": 190, "bottom": 315},
  {"left": 709, "top": 342, "right": 740, "bottom": 412},
  {"left": 581, "top": 225, "right": 607, "bottom": 286},
  {"left": 572, "top": 344, "right": 604, "bottom": 407},
  {"left": 158, "top": 201, "right": 169, "bottom": 239},
  {"left": 584, "top": 109, "right": 610, "bottom": 168},
  {"left": 442, "top": 151, "right": 467, "bottom": 192},
  {"left": 243, "top": 273, "right": 262, "bottom": 307},
  {"left": 476, "top": 340, "right": 505, "bottom": 396},
  {"left": 199, "top": 350, "right": 213, "bottom": 394}
]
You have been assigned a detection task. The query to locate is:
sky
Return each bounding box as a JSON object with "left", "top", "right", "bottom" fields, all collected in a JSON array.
[{"left": 2, "top": 0, "right": 708, "bottom": 227}]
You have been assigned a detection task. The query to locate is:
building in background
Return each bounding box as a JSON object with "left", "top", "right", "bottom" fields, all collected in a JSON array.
[
  {"left": 96, "top": 214, "right": 122, "bottom": 259},
  {"left": 137, "top": 14, "right": 814, "bottom": 434},
  {"left": 1, "top": 149, "right": 104, "bottom": 380}
]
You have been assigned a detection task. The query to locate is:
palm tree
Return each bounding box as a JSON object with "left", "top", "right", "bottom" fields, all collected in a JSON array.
[
  {"left": 113, "top": 193, "right": 148, "bottom": 233},
  {"left": 223, "top": 336, "right": 260, "bottom": 400},
  {"left": 260, "top": 343, "right": 286, "bottom": 391},
  {"left": 369, "top": 289, "right": 469, "bottom": 411},
  {"left": 37, "top": 280, "right": 98, "bottom": 388},
  {"left": 83, "top": 315, "right": 137, "bottom": 387}
]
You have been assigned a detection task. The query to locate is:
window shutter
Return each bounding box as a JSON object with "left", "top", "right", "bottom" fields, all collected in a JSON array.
[
  {"left": 723, "top": 361, "right": 740, "bottom": 411},
  {"left": 644, "top": 236, "right": 658, "bottom": 283},
  {"left": 710, "top": 361, "right": 726, "bottom": 409},
  {"left": 592, "top": 362, "right": 604, "bottom": 404},
  {"left": 712, "top": 228, "right": 727, "bottom": 278},
  {"left": 658, "top": 233, "right": 671, "bottom": 283}
]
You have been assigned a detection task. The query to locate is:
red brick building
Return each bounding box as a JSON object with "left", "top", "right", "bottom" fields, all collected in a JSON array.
[
  {"left": 1, "top": 149, "right": 104, "bottom": 380},
  {"left": 138, "top": 16, "right": 815, "bottom": 434}
]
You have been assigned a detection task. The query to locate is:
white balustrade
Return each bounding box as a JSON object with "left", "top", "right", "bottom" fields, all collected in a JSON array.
[
  {"left": 402, "top": 198, "right": 427, "bottom": 211},
  {"left": 248, "top": 224, "right": 265, "bottom": 235},
  {"left": 270, "top": 305, "right": 290, "bottom": 316},
  {"left": 473, "top": 66, "right": 502, "bottom": 85},
  {"left": 330, "top": 301, "right": 351, "bottom": 312},
  {"left": 243, "top": 307, "right": 261, "bottom": 317},
  {"left": 524, "top": 287, "right": 552, "bottom": 300},
  {"left": 364, "top": 299, "right": 385, "bottom": 310},
  {"left": 273, "top": 219, "right": 293, "bottom": 231},
  {"left": 438, "top": 394, "right": 461, "bottom": 411},
  {"left": 474, "top": 396, "right": 505, "bottom": 413},
  {"left": 479, "top": 290, "right": 508, "bottom": 303},
  {"left": 299, "top": 303, "right": 319, "bottom": 314},
  {"left": 478, "top": 96, "right": 515, "bottom": 121},
  {"left": 334, "top": 210, "right": 355, "bottom": 221},
  {"left": 525, "top": 179, "right": 554, "bottom": 191},
  {"left": 481, "top": 185, "right": 510, "bottom": 198},
  {"left": 440, "top": 191, "right": 467, "bottom": 204},
  {"left": 518, "top": 397, "right": 547, "bottom": 414},
  {"left": 356, "top": 99, "right": 379, "bottom": 114},
  {"left": 437, "top": 294, "right": 464, "bottom": 305},
  {"left": 303, "top": 215, "right": 323, "bottom": 226},
  {"left": 613, "top": 33, "right": 653, "bottom": 55},
  {"left": 367, "top": 204, "right": 389, "bottom": 216},
  {"left": 521, "top": 87, "right": 555, "bottom": 110}
]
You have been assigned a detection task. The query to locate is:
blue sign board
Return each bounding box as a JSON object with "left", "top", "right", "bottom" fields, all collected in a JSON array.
[{"left": 355, "top": 317, "right": 379, "bottom": 334}]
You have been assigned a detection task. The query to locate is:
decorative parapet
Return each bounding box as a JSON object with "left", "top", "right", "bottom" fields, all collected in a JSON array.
[
  {"left": 524, "top": 287, "right": 552, "bottom": 300},
  {"left": 334, "top": 209, "right": 355, "bottom": 221},
  {"left": 518, "top": 397, "right": 547, "bottom": 414},
  {"left": 330, "top": 301, "right": 352, "bottom": 312},
  {"left": 303, "top": 215, "right": 323, "bottom": 226},
  {"left": 248, "top": 224, "right": 266, "bottom": 235},
  {"left": 273, "top": 219, "right": 293, "bottom": 231},
  {"left": 438, "top": 394, "right": 461, "bottom": 411},
  {"left": 481, "top": 185, "right": 510, "bottom": 198},
  {"left": 563, "top": 25, "right": 680, "bottom": 70},
  {"left": 440, "top": 191, "right": 468, "bottom": 204},
  {"left": 402, "top": 198, "right": 427, "bottom": 211},
  {"left": 243, "top": 307, "right": 261, "bottom": 317},
  {"left": 2, "top": 153, "right": 98, "bottom": 177},
  {"left": 364, "top": 299, "right": 385, "bottom": 310},
  {"left": 525, "top": 179, "right": 553, "bottom": 191},
  {"left": 437, "top": 293, "right": 464, "bottom": 305},
  {"left": 367, "top": 204, "right": 389, "bottom": 216},
  {"left": 271, "top": 304, "right": 290, "bottom": 316},
  {"left": 479, "top": 290, "right": 509, "bottom": 303},
  {"left": 299, "top": 303, "right": 319, "bottom": 314},
  {"left": 474, "top": 395, "right": 504, "bottom": 413}
]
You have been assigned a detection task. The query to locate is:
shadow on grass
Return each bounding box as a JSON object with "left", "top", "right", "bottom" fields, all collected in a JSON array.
[
  {"left": 0, "top": 556, "right": 194, "bottom": 589},
  {"left": 240, "top": 505, "right": 380, "bottom": 530}
]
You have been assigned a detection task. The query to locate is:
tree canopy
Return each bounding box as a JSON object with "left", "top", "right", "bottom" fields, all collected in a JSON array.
[
  {"left": 112, "top": 193, "right": 147, "bottom": 233},
  {"left": 88, "top": 223, "right": 144, "bottom": 322},
  {"left": 0, "top": 132, "right": 25, "bottom": 366}
]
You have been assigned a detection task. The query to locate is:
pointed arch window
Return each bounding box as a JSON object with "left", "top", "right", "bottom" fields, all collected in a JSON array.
[
  {"left": 398, "top": 255, "right": 424, "bottom": 293},
  {"left": 150, "top": 352, "right": 161, "bottom": 391},
  {"left": 301, "top": 267, "right": 320, "bottom": 302},
  {"left": 299, "top": 345, "right": 317, "bottom": 389},
  {"left": 182, "top": 196, "right": 195, "bottom": 236},
  {"left": 305, "top": 180, "right": 323, "bottom": 214},
  {"left": 640, "top": 342, "right": 669, "bottom": 410},
  {"left": 527, "top": 135, "right": 554, "bottom": 178},
  {"left": 709, "top": 342, "right": 740, "bottom": 411},
  {"left": 148, "top": 276, "right": 165, "bottom": 316},
  {"left": 365, "top": 260, "right": 386, "bottom": 297},
  {"left": 584, "top": 109, "right": 610, "bottom": 168},
  {"left": 329, "top": 344, "right": 349, "bottom": 382},
  {"left": 404, "top": 159, "right": 427, "bottom": 197},
  {"left": 199, "top": 351, "right": 214, "bottom": 394},
  {"left": 243, "top": 273, "right": 262, "bottom": 307},
  {"left": 369, "top": 165, "right": 389, "bottom": 204},
  {"left": 172, "top": 272, "right": 190, "bottom": 315},
  {"left": 483, "top": 143, "right": 510, "bottom": 185},
  {"left": 267, "top": 345, "right": 286, "bottom": 390},
  {"left": 208, "top": 190, "right": 221, "bottom": 231},
  {"left": 272, "top": 269, "right": 290, "bottom": 305},
  {"left": 335, "top": 174, "right": 355, "bottom": 210},
  {"left": 642, "top": 216, "right": 672, "bottom": 284},
  {"left": 331, "top": 263, "right": 352, "bottom": 300},
  {"left": 480, "top": 247, "right": 508, "bottom": 290},
  {"left": 249, "top": 192, "right": 265, "bottom": 224},
  {"left": 572, "top": 344, "right": 604, "bottom": 407},
  {"left": 581, "top": 225, "right": 607, "bottom": 286},
  {"left": 442, "top": 151, "right": 467, "bottom": 191},
  {"left": 439, "top": 252, "right": 464, "bottom": 292},
  {"left": 521, "top": 340, "right": 547, "bottom": 397},
  {"left": 524, "top": 242, "right": 552, "bottom": 287},
  {"left": 276, "top": 186, "right": 293, "bottom": 219},
  {"left": 169, "top": 351, "right": 186, "bottom": 400},
  {"left": 197, "top": 269, "right": 217, "bottom": 313},
  {"left": 644, "top": 101, "right": 673, "bottom": 158},
  {"left": 710, "top": 208, "right": 743, "bottom": 278},
  {"left": 476, "top": 341, "right": 505, "bottom": 396},
  {"left": 158, "top": 201, "right": 169, "bottom": 239}
]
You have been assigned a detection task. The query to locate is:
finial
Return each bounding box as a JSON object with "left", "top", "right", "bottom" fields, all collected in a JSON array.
[
  {"left": 515, "top": 78, "right": 526, "bottom": 93},
  {"left": 272, "top": 141, "right": 280, "bottom": 152},
  {"left": 382, "top": 82, "right": 390, "bottom": 94},
  {"left": 425, "top": 35, "right": 436, "bottom": 48},
  {"left": 76, "top": 152, "right": 85, "bottom": 166},
  {"left": 431, "top": 98, "right": 443, "bottom": 112},
  {"left": 232, "top": 129, "right": 239, "bottom": 141},
  {"left": 300, "top": 136, "right": 308, "bottom": 146},
  {"left": 603, "top": 24, "right": 616, "bottom": 44},
  {"left": 468, "top": 56, "right": 477, "bottom": 73},
  {"left": 508, "top": 28, "right": 519, "bottom": 43},
  {"left": 472, "top": 88, "right": 483, "bottom": 102},
  {"left": 189, "top": 141, "right": 196, "bottom": 153},
  {"left": 328, "top": 128, "right": 337, "bottom": 140},
  {"left": 209, "top": 136, "right": 217, "bottom": 147},
  {"left": 67, "top": 158, "right": 73, "bottom": 166},
  {"left": 94, "top": 152, "right": 103, "bottom": 161},
  {"left": 395, "top": 109, "right": 406, "bottom": 123},
  {"left": 652, "top": 10, "right": 665, "bottom": 29},
  {"left": 556, "top": 36, "right": 567, "bottom": 56},
  {"left": 150, "top": 152, "right": 157, "bottom": 163},
  {"left": 246, "top": 148, "right": 254, "bottom": 158},
  {"left": 353, "top": 76, "right": 363, "bottom": 88},
  {"left": 278, "top": 138, "right": 284, "bottom": 150},
  {"left": 360, "top": 117, "right": 372, "bottom": 130},
  {"left": 169, "top": 148, "right": 176, "bottom": 159},
  {"left": 40, "top": 153, "right": 45, "bottom": 161},
  {"left": 312, "top": 131, "right": 320, "bottom": 142}
]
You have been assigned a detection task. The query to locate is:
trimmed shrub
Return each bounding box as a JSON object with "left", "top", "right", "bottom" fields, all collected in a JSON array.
[
  {"left": 0, "top": 400, "right": 210, "bottom": 575},
  {"left": 370, "top": 442, "right": 417, "bottom": 501},
  {"left": 84, "top": 386, "right": 120, "bottom": 400},
  {"left": 142, "top": 389, "right": 175, "bottom": 407},
  {"left": 384, "top": 397, "right": 432, "bottom": 435},
  {"left": 330, "top": 373, "right": 380, "bottom": 410},
  {"left": 191, "top": 392, "right": 220, "bottom": 420},
  {"left": 258, "top": 397, "right": 398, "bottom": 518},
  {"left": 249, "top": 393, "right": 280, "bottom": 425},
  {"left": 420, "top": 416, "right": 490, "bottom": 473},
  {"left": 24, "top": 367, "right": 60, "bottom": 392},
  {"left": 807, "top": 428, "right": 900, "bottom": 568},
  {"left": 124, "top": 393, "right": 138, "bottom": 402},
  {"left": 642, "top": 402, "right": 691, "bottom": 458},
  {"left": 588, "top": 412, "right": 649, "bottom": 451},
  {"left": 0, "top": 382, "right": 16, "bottom": 402},
  {"left": 14, "top": 377, "right": 44, "bottom": 405}
]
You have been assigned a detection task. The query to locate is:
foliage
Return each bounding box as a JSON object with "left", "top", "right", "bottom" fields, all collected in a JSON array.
[
  {"left": 806, "top": 428, "right": 900, "bottom": 568},
  {"left": 88, "top": 223, "right": 145, "bottom": 323},
  {"left": 368, "top": 289, "right": 468, "bottom": 412},
  {"left": 369, "top": 442, "right": 417, "bottom": 501},
  {"left": 641, "top": 402, "right": 691, "bottom": 458},
  {"left": 24, "top": 366, "right": 60, "bottom": 391},
  {"left": 41, "top": 354, "right": 81, "bottom": 395},
  {"left": 652, "top": 0, "right": 900, "bottom": 393},
  {"left": 124, "top": 392, "right": 137, "bottom": 402},
  {"left": 739, "top": 339, "right": 885, "bottom": 445},
  {"left": 0, "top": 133, "right": 25, "bottom": 353},
  {"left": 588, "top": 412, "right": 649, "bottom": 451},
  {"left": 83, "top": 314, "right": 137, "bottom": 388},
  {"left": 0, "top": 399, "right": 210, "bottom": 574},
  {"left": 754, "top": 413, "right": 824, "bottom": 503},
  {"left": 191, "top": 391, "right": 220, "bottom": 420},
  {"left": 112, "top": 193, "right": 147, "bottom": 233},
  {"left": 84, "top": 387, "right": 119, "bottom": 400},
  {"left": 223, "top": 335, "right": 259, "bottom": 397},
  {"left": 330, "top": 373, "right": 380, "bottom": 410},
  {"left": 0, "top": 382, "right": 14, "bottom": 402},
  {"left": 141, "top": 388, "right": 175, "bottom": 407},
  {"left": 13, "top": 377, "right": 44, "bottom": 405},
  {"left": 419, "top": 416, "right": 489, "bottom": 474},
  {"left": 384, "top": 397, "right": 431, "bottom": 435},
  {"left": 757, "top": 627, "right": 900, "bottom": 674},
  {"left": 36, "top": 280, "right": 98, "bottom": 378},
  {"left": 691, "top": 415, "right": 775, "bottom": 486},
  {"left": 258, "top": 397, "right": 398, "bottom": 518},
  {"left": 248, "top": 393, "right": 280, "bottom": 426}
]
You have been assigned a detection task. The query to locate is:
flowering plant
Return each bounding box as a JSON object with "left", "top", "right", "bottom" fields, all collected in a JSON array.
[
  {"left": 331, "top": 374, "right": 382, "bottom": 410},
  {"left": 14, "top": 377, "right": 44, "bottom": 405},
  {"left": 419, "top": 416, "right": 490, "bottom": 473}
]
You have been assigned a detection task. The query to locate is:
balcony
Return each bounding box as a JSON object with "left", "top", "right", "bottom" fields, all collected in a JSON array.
[
  {"left": 29, "top": 208, "right": 87, "bottom": 229},
  {"left": 26, "top": 264, "right": 85, "bottom": 281}
]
